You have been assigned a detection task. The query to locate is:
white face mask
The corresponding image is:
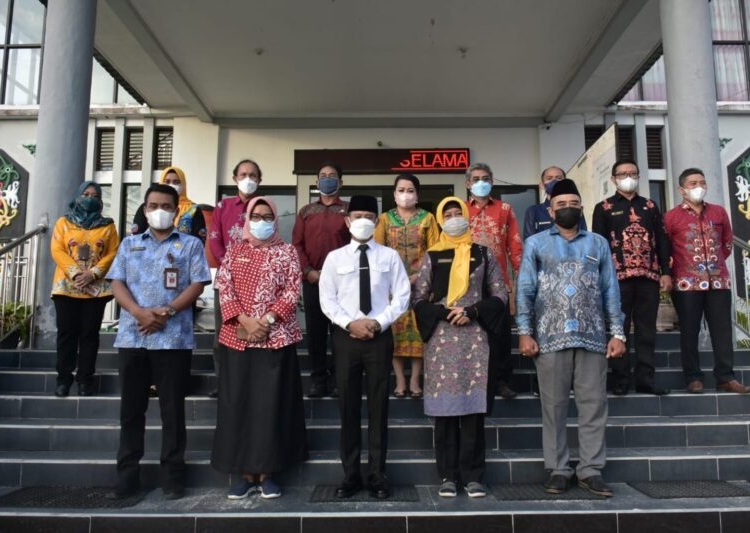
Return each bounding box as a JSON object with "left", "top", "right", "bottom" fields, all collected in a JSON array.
[
  {"left": 146, "top": 208, "right": 175, "bottom": 230},
  {"left": 167, "top": 183, "right": 182, "bottom": 195},
  {"left": 616, "top": 177, "right": 638, "bottom": 193},
  {"left": 349, "top": 218, "right": 376, "bottom": 240},
  {"left": 686, "top": 186, "right": 707, "bottom": 203},
  {"left": 442, "top": 216, "right": 470, "bottom": 237},
  {"left": 395, "top": 192, "right": 417, "bottom": 209},
  {"left": 237, "top": 177, "right": 258, "bottom": 196}
]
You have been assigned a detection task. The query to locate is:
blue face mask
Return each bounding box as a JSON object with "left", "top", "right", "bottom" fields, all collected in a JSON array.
[
  {"left": 249, "top": 220, "right": 275, "bottom": 240},
  {"left": 544, "top": 181, "right": 558, "bottom": 196},
  {"left": 470, "top": 180, "right": 492, "bottom": 198},
  {"left": 318, "top": 177, "right": 340, "bottom": 195}
]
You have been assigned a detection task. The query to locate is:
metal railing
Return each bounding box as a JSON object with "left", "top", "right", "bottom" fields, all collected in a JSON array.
[{"left": 0, "top": 217, "right": 48, "bottom": 348}]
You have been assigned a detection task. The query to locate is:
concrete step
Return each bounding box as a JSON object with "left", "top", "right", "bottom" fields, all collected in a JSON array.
[
  {"left": 3, "top": 445, "right": 750, "bottom": 488},
  {"left": 1, "top": 415, "right": 749, "bottom": 454}
]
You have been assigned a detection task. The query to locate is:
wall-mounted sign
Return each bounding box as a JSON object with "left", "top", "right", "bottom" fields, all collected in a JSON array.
[
  {"left": 728, "top": 144, "right": 750, "bottom": 299},
  {"left": 294, "top": 148, "right": 470, "bottom": 175},
  {"left": 0, "top": 150, "right": 29, "bottom": 240}
]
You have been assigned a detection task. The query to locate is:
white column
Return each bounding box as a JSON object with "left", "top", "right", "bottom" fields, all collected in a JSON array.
[
  {"left": 27, "top": 0, "right": 97, "bottom": 347},
  {"left": 660, "top": 0, "right": 721, "bottom": 204}
]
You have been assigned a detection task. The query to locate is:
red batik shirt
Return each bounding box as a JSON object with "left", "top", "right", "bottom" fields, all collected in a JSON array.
[
  {"left": 467, "top": 196, "right": 523, "bottom": 288},
  {"left": 663, "top": 201, "right": 733, "bottom": 291},
  {"left": 215, "top": 240, "right": 303, "bottom": 350}
]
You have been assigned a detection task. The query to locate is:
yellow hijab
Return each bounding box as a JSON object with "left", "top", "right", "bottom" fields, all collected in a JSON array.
[
  {"left": 429, "top": 196, "right": 473, "bottom": 306},
  {"left": 159, "top": 166, "right": 196, "bottom": 223}
]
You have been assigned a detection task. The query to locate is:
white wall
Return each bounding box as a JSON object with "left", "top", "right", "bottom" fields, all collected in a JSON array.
[{"left": 0, "top": 119, "right": 38, "bottom": 174}]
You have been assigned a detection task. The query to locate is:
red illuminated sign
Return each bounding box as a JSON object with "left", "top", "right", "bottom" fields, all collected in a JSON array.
[{"left": 392, "top": 149, "right": 470, "bottom": 172}]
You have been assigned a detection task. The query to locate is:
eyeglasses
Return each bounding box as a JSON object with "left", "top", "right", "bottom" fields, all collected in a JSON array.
[
  {"left": 249, "top": 214, "right": 275, "bottom": 222},
  {"left": 614, "top": 172, "right": 639, "bottom": 179}
]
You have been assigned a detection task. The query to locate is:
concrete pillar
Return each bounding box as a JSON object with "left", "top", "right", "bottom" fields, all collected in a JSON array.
[
  {"left": 27, "top": 0, "right": 97, "bottom": 347},
  {"left": 660, "top": 0, "right": 721, "bottom": 204}
]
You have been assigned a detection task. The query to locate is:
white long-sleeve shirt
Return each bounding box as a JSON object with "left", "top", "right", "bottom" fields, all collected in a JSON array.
[{"left": 319, "top": 239, "right": 411, "bottom": 331}]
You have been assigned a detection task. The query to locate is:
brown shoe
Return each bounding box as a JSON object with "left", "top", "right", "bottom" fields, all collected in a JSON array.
[
  {"left": 686, "top": 380, "right": 704, "bottom": 394},
  {"left": 716, "top": 380, "right": 750, "bottom": 394}
]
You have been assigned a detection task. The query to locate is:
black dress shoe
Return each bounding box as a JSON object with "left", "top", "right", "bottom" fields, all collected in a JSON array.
[
  {"left": 78, "top": 383, "right": 94, "bottom": 397},
  {"left": 54, "top": 384, "right": 70, "bottom": 397},
  {"left": 367, "top": 477, "right": 390, "bottom": 499},
  {"left": 105, "top": 483, "right": 140, "bottom": 500},
  {"left": 578, "top": 475, "right": 613, "bottom": 497},
  {"left": 335, "top": 480, "right": 362, "bottom": 498},
  {"left": 543, "top": 474, "right": 570, "bottom": 494},
  {"left": 328, "top": 386, "right": 339, "bottom": 398},
  {"left": 307, "top": 382, "right": 327, "bottom": 398},
  {"left": 612, "top": 385, "right": 629, "bottom": 396},
  {"left": 635, "top": 385, "right": 671, "bottom": 395},
  {"left": 208, "top": 389, "right": 218, "bottom": 398},
  {"left": 498, "top": 384, "right": 517, "bottom": 400}
]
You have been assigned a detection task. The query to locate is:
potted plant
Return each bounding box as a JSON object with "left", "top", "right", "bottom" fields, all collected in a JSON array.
[{"left": 0, "top": 302, "right": 32, "bottom": 348}]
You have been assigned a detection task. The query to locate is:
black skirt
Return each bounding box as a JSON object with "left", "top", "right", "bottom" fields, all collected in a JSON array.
[{"left": 210, "top": 344, "right": 308, "bottom": 475}]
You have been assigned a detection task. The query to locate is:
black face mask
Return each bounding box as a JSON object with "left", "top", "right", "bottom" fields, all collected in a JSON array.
[{"left": 554, "top": 207, "right": 582, "bottom": 229}]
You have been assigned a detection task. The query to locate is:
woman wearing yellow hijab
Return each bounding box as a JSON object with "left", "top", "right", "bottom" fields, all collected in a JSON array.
[
  {"left": 412, "top": 196, "right": 507, "bottom": 499},
  {"left": 131, "top": 166, "right": 207, "bottom": 242}
]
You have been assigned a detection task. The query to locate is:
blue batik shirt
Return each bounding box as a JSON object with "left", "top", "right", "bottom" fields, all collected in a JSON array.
[
  {"left": 515, "top": 225, "right": 624, "bottom": 354},
  {"left": 108, "top": 229, "right": 211, "bottom": 350}
]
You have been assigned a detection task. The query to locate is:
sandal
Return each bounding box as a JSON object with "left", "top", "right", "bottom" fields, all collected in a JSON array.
[
  {"left": 410, "top": 389, "right": 423, "bottom": 399},
  {"left": 393, "top": 389, "right": 407, "bottom": 399}
]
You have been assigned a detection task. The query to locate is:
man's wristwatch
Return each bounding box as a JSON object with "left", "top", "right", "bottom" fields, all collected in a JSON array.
[
  {"left": 165, "top": 306, "right": 177, "bottom": 317},
  {"left": 612, "top": 334, "right": 627, "bottom": 342},
  {"left": 265, "top": 313, "right": 276, "bottom": 325}
]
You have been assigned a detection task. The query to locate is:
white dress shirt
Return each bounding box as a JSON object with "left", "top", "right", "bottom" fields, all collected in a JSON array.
[{"left": 319, "top": 239, "right": 411, "bottom": 331}]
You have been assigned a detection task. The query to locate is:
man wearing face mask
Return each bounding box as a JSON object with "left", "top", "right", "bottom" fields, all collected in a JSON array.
[
  {"left": 106, "top": 184, "right": 211, "bottom": 500},
  {"left": 592, "top": 159, "right": 672, "bottom": 396},
  {"left": 292, "top": 162, "right": 350, "bottom": 398},
  {"left": 208, "top": 159, "right": 262, "bottom": 396},
  {"left": 516, "top": 179, "right": 625, "bottom": 497},
  {"left": 319, "top": 195, "right": 411, "bottom": 500},
  {"left": 664, "top": 168, "right": 750, "bottom": 394},
  {"left": 523, "top": 166, "right": 587, "bottom": 239},
  {"left": 466, "top": 162, "right": 523, "bottom": 399}
]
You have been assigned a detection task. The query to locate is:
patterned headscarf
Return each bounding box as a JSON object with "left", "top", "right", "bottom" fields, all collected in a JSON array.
[{"left": 65, "top": 181, "right": 114, "bottom": 229}]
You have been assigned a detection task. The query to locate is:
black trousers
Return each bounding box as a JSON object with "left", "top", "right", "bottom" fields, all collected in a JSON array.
[
  {"left": 434, "top": 413, "right": 486, "bottom": 484},
  {"left": 116, "top": 348, "right": 191, "bottom": 491},
  {"left": 53, "top": 296, "right": 108, "bottom": 387},
  {"left": 303, "top": 281, "right": 335, "bottom": 386},
  {"left": 332, "top": 327, "right": 393, "bottom": 483},
  {"left": 611, "top": 278, "right": 660, "bottom": 388},
  {"left": 488, "top": 308, "right": 513, "bottom": 385},
  {"left": 671, "top": 289, "right": 735, "bottom": 384}
]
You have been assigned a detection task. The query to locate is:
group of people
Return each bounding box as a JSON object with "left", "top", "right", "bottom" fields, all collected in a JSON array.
[{"left": 46, "top": 155, "right": 747, "bottom": 502}]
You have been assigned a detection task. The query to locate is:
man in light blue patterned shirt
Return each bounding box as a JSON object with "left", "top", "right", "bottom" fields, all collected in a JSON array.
[
  {"left": 516, "top": 179, "right": 625, "bottom": 498},
  {"left": 106, "top": 184, "right": 211, "bottom": 501}
]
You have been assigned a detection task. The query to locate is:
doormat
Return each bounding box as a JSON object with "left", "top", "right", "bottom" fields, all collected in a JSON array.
[
  {"left": 628, "top": 480, "right": 750, "bottom": 499},
  {"left": 309, "top": 484, "right": 419, "bottom": 502},
  {"left": 0, "top": 486, "right": 145, "bottom": 509},
  {"left": 493, "top": 483, "right": 607, "bottom": 501}
]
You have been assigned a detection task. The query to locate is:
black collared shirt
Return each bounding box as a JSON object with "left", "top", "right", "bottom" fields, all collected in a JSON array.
[{"left": 592, "top": 192, "right": 671, "bottom": 281}]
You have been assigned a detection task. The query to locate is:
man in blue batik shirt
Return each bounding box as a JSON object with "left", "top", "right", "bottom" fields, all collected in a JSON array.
[
  {"left": 516, "top": 179, "right": 625, "bottom": 499},
  {"left": 106, "top": 184, "right": 211, "bottom": 501}
]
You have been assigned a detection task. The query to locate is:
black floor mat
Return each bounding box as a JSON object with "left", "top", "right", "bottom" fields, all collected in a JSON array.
[
  {"left": 0, "top": 486, "right": 145, "bottom": 509},
  {"left": 309, "top": 484, "right": 419, "bottom": 502},
  {"left": 628, "top": 480, "right": 750, "bottom": 499},
  {"left": 493, "top": 483, "right": 607, "bottom": 501}
]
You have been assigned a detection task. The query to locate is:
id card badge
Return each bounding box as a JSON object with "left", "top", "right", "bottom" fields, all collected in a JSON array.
[{"left": 164, "top": 268, "right": 179, "bottom": 290}]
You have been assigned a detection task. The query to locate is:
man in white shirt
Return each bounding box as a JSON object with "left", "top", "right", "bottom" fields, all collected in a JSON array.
[{"left": 319, "top": 195, "right": 411, "bottom": 500}]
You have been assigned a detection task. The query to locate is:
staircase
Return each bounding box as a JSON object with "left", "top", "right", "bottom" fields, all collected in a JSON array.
[{"left": 2, "top": 330, "right": 750, "bottom": 532}]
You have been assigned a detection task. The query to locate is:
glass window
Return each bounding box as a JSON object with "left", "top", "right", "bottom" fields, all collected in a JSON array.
[
  {"left": 125, "top": 129, "right": 143, "bottom": 171},
  {"left": 9, "top": 0, "right": 44, "bottom": 45},
  {"left": 715, "top": 44, "right": 749, "bottom": 100},
  {"left": 712, "top": 0, "right": 743, "bottom": 40},
  {"left": 641, "top": 56, "right": 667, "bottom": 100},
  {"left": 116, "top": 84, "right": 139, "bottom": 104},
  {"left": 122, "top": 184, "right": 143, "bottom": 235},
  {"left": 99, "top": 184, "right": 113, "bottom": 219},
  {"left": 5, "top": 47, "right": 40, "bottom": 104},
  {"left": 0, "top": 0, "right": 9, "bottom": 39},
  {"left": 153, "top": 128, "right": 173, "bottom": 170},
  {"left": 95, "top": 129, "right": 115, "bottom": 171},
  {"left": 90, "top": 59, "right": 115, "bottom": 104}
]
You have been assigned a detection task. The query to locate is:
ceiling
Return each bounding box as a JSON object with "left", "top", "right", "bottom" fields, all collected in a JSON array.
[{"left": 94, "top": 0, "right": 662, "bottom": 128}]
